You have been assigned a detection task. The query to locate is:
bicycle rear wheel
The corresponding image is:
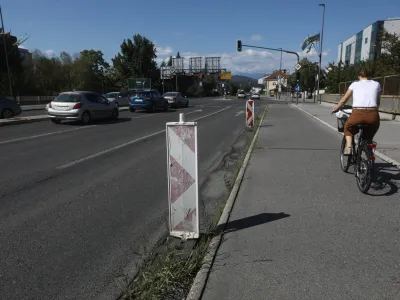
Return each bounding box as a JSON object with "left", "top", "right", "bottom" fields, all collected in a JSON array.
[
  {"left": 340, "top": 136, "right": 351, "bottom": 172},
  {"left": 355, "top": 143, "right": 374, "bottom": 194}
]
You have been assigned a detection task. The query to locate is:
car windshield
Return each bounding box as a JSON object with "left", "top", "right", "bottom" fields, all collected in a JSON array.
[
  {"left": 105, "top": 93, "right": 118, "bottom": 98},
  {"left": 55, "top": 93, "right": 81, "bottom": 103},
  {"left": 163, "top": 92, "right": 177, "bottom": 96},
  {"left": 132, "top": 92, "right": 149, "bottom": 97}
]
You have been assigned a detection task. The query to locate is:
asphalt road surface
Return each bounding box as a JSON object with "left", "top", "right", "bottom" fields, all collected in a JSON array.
[{"left": 0, "top": 97, "right": 265, "bottom": 300}]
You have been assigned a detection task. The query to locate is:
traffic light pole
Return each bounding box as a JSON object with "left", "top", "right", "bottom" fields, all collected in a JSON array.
[{"left": 240, "top": 43, "right": 300, "bottom": 104}]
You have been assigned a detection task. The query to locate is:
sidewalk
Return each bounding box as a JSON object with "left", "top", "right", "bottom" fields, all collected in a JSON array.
[
  {"left": 294, "top": 102, "right": 400, "bottom": 167},
  {"left": 200, "top": 102, "right": 400, "bottom": 300}
]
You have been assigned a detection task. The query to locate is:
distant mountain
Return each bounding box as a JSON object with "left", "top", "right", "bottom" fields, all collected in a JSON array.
[{"left": 231, "top": 75, "right": 262, "bottom": 86}]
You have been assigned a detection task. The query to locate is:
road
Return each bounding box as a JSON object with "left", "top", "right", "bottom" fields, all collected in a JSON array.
[{"left": 0, "top": 97, "right": 265, "bottom": 300}]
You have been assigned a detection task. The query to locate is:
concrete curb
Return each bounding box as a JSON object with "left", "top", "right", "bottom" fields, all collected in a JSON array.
[
  {"left": 291, "top": 104, "right": 400, "bottom": 170},
  {"left": 186, "top": 105, "right": 269, "bottom": 300},
  {"left": 0, "top": 108, "right": 130, "bottom": 127}
]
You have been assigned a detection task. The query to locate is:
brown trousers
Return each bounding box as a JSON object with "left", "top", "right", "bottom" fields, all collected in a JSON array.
[{"left": 344, "top": 109, "right": 380, "bottom": 141}]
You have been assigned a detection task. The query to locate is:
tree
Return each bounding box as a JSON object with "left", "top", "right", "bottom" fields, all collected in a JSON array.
[
  {"left": 112, "top": 34, "right": 158, "bottom": 88},
  {"left": 375, "top": 31, "right": 400, "bottom": 76},
  {"left": 288, "top": 58, "right": 319, "bottom": 92},
  {"left": 73, "top": 49, "right": 110, "bottom": 92}
]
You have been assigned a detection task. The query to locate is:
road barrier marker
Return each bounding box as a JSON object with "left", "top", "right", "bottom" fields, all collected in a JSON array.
[
  {"left": 166, "top": 113, "right": 199, "bottom": 240},
  {"left": 246, "top": 99, "right": 254, "bottom": 128}
]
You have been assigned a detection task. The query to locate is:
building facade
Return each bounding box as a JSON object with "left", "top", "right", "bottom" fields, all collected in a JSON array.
[{"left": 337, "top": 18, "right": 400, "bottom": 66}]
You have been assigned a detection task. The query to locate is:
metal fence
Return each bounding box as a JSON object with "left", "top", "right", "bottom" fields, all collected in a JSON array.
[
  {"left": 5, "top": 95, "right": 55, "bottom": 105},
  {"left": 335, "top": 74, "right": 400, "bottom": 115},
  {"left": 339, "top": 74, "right": 400, "bottom": 96}
]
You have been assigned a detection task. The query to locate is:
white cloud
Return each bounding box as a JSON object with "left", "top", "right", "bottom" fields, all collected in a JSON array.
[
  {"left": 251, "top": 34, "right": 263, "bottom": 41},
  {"left": 44, "top": 49, "right": 55, "bottom": 56},
  {"left": 156, "top": 46, "right": 173, "bottom": 56},
  {"left": 154, "top": 43, "right": 331, "bottom": 76}
]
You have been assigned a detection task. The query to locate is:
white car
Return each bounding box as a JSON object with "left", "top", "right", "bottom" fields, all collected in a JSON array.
[
  {"left": 251, "top": 93, "right": 260, "bottom": 100},
  {"left": 237, "top": 92, "right": 246, "bottom": 99},
  {"left": 103, "top": 92, "right": 130, "bottom": 107},
  {"left": 47, "top": 91, "right": 119, "bottom": 125}
]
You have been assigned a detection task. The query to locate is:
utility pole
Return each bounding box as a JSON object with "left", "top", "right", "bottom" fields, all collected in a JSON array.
[
  {"left": 0, "top": 6, "right": 13, "bottom": 96},
  {"left": 317, "top": 3, "right": 326, "bottom": 104}
]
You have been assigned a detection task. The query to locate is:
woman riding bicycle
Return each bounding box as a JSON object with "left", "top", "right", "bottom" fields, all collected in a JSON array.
[{"left": 332, "top": 67, "right": 381, "bottom": 155}]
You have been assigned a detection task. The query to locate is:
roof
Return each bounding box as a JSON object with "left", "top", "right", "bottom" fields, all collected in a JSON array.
[{"left": 265, "top": 70, "right": 289, "bottom": 80}]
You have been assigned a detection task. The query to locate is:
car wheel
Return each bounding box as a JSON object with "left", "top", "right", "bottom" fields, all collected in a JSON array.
[
  {"left": 151, "top": 103, "right": 156, "bottom": 113},
  {"left": 129, "top": 107, "right": 136, "bottom": 112},
  {"left": 112, "top": 108, "right": 119, "bottom": 120},
  {"left": 163, "top": 102, "right": 169, "bottom": 112},
  {"left": 51, "top": 119, "right": 61, "bottom": 124},
  {"left": 81, "top": 111, "right": 91, "bottom": 125},
  {"left": 2, "top": 108, "right": 13, "bottom": 119},
  {"left": 185, "top": 100, "right": 189, "bottom": 108},
  {"left": 115, "top": 102, "right": 119, "bottom": 107}
]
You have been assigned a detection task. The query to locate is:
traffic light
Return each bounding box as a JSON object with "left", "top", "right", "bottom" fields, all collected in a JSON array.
[
  {"left": 237, "top": 40, "right": 242, "bottom": 52},
  {"left": 296, "top": 72, "right": 300, "bottom": 83}
]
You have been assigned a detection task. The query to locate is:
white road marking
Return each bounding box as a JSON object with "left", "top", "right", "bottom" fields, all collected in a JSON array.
[
  {"left": 0, "top": 125, "right": 97, "bottom": 145},
  {"left": 235, "top": 111, "right": 245, "bottom": 117},
  {"left": 57, "top": 106, "right": 232, "bottom": 170},
  {"left": 185, "top": 109, "right": 203, "bottom": 115}
]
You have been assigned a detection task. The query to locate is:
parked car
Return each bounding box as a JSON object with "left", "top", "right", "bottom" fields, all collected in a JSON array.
[
  {"left": 129, "top": 90, "right": 169, "bottom": 113},
  {"left": 251, "top": 93, "right": 260, "bottom": 100},
  {"left": 237, "top": 91, "right": 246, "bottom": 99},
  {"left": 103, "top": 92, "right": 130, "bottom": 107},
  {"left": 162, "top": 92, "right": 189, "bottom": 108},
  {"left": 47, "top": 91, "right": 119, "bottom": 125},
  {"left": 0, "top": 96, "right": 22, "bottom": 119}
]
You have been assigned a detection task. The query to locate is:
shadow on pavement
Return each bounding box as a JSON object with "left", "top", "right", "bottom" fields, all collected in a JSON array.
[
  {"left": 369, "top": 163, "right": 400, "bottom": 196},
  {"left": 218, "top": 212, "right": 290, "bottom": 234}
]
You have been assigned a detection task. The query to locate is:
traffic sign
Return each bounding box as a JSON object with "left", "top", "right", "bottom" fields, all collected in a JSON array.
[
  {"left": 295, "top": 85, "right": 300, "bottom": 92},
  {"left": 295, "top": 63, "right": 302, "bottom": 71}
]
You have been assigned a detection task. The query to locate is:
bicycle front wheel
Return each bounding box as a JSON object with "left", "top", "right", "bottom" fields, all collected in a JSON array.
[
  {"left": 340, "top": 136, "right": 351, "bottom": 172},
  {"left": 355, "top": 143, "right": 374, "bottom": 194}
]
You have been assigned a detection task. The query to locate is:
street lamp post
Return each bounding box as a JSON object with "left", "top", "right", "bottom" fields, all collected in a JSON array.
[{"left": 317, "top": 3, "right": 325, "bottom": 104}]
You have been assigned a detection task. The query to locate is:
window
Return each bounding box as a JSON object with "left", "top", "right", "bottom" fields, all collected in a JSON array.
[
  {"left": 85, "top": 94, "right": 97, "bottom": 103},
  {"left": 365, "top": 37, "right": 368, "bottom": 44},
  {"left": 55, "top": 93, "right": 81, "bottom": 103}
]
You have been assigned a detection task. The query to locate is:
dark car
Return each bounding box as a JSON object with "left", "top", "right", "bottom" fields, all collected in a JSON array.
[
  {"left": 129, "top": 90, "right": 168, "bottom": 113},
  {"left": 162, "top": 92, "right": 189, "bottom": 108},
  {"left": 0, "top": 96, "right": 22, "bottom": 119}
]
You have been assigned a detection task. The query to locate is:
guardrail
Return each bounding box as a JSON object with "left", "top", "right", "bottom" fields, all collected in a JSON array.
[
  {"left": 321, "top": 94, "right": 400, "bottom": 116},
  {"left": 5, "top": 96, "right": 55, "bottom": 105}
]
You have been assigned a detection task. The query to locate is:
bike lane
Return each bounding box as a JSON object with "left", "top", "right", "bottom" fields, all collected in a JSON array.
[{"left": 201, "top": 102, "right": 400, "bottom": 300}]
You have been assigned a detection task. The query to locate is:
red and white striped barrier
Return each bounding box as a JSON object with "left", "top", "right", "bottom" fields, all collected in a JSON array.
[
  {"left": 246, "top": 99, "right": 254, "bottom": 128},
  {"left": 166, "top": 114, "right": 199, "bottom": 239}
]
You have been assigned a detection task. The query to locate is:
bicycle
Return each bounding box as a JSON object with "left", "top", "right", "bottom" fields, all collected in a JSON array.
[{"left": 337, "top": 108, "right": 377, "bottom": 194}]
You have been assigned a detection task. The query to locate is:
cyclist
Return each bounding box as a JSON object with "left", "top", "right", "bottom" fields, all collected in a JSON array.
[{"left": 332, "top": 67, "right": 381, "bottom": 155}]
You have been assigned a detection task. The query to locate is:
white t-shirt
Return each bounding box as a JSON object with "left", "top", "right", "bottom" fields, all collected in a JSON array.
[{"left": 349, "top": 80, "right": 381, "bottom": 107}]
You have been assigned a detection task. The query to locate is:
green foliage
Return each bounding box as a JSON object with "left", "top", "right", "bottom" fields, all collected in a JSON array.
[{"left": 288, "top": 58, "right": 319, "bottom": 91}]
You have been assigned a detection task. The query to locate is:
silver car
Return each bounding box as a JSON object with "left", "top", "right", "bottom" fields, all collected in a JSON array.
[
  {"left": 47, "top": 91, "right": 119, "bottom": 125},
  {"left": 163, "top": 92, "right": 189, "bottom": 108},
  {"left": 104, "top": 92, "right": 130, "bottom": 107}
]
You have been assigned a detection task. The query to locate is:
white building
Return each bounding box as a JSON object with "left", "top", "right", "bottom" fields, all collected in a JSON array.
[{"left": 337, "top": 18, "right": 400, "bottom": 66}]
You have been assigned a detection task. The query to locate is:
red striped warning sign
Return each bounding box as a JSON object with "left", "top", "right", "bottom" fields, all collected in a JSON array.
[
  {"left": 166, "top": 122, "right": 199, "bottom": 239},
  {"left": 246, "top": 100, "right": 254, "bottom": 128}
]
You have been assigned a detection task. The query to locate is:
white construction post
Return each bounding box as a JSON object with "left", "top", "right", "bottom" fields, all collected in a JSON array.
[
  {"left": 166, "top": 113, "right": 199, "bottom": 240},
  {"left": 246, "top": 99, "right": 254, "bottom": 128}
]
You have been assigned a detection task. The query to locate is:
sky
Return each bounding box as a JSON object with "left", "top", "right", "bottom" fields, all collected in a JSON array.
[{"left": 1, "top": 0, "right": 399, "bottom": 78}]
